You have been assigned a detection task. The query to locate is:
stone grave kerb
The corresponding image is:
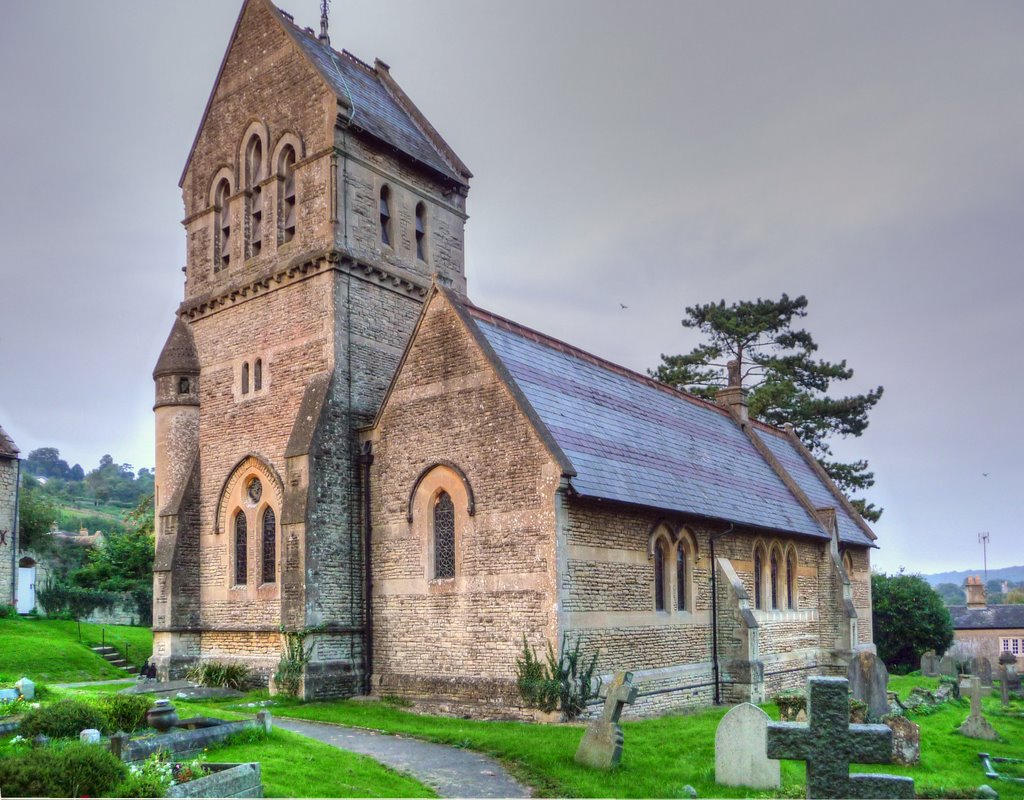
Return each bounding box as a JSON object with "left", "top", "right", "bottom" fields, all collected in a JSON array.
[{"left": 766, "top": 677, "right": 914, "bottom": 799}]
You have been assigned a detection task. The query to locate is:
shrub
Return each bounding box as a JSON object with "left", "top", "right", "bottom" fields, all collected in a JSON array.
[
  {"left": 115, "top": 750, "right": 173, "bottom": 798},
  {"left": 185, "top": 660, "right": 251, "bottom": 690},
  {"left": 872, "top": 571, "right": 953, "bottom": 673},
  {"left": 99, "top": 693, "right": 152, "bottom": 733},
  {"left": 0, "top": 696, "right": 31, "bottom": 719},
  {"left": 0, "top": 742, "right": 126, "bottom": 798},
  {"left": 19, "top": 698, "right": 106, "bottom": 739},
  {"left": 0, "top": 603, "right": 17, "bottom": 619},
  {"left": 515, "top": 635, "right": 598, "bottom": 720},
  {"left": 274, "top": 627, "right": 322, "bottom": 698},
  {"left": 36, "top": 581, "right": 119, "bottom": 620}
]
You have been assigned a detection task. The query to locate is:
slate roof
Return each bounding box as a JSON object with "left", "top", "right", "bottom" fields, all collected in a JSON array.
[
  {"left": 274, "top": 7, "right": 469, "bottom": 186},
  {"left": 153, "top": 319, "right": 199, "bottom": 379},
  {"left": 462, "top": 302, "right": 873, "bottom": 544},
  {"left": 948, "top": 604, "right": 1024, "bottom": 631},
  {"left": 0, "top": 425, "right": 18, "bottom": 459},
  {"left": 757, "top": 428, "right": 874, "bottom": 547}
]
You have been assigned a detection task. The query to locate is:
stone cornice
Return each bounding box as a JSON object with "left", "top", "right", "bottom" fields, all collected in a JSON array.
[{"left": 177, "top": 248, "right": 429, "bottom": 321}]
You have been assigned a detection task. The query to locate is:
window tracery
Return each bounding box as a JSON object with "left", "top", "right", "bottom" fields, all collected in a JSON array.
[
  {"left": 262, "top": 507, "right": 276, "bottom": 584},
  {"left": 234, "top": 510, "right": 247, "bottom": 585},
  {"left": 433, "top": 491, "right": 455, "bottom": 579}
]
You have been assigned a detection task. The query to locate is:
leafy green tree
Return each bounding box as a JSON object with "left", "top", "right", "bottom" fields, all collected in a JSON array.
[
  {"left": 24, "top": 447, "right": 71, "bottom": 479},
  {"left": 872, "top": 572, "right": 953, "bottom": 673},
  {"left": 651, "top": 294, "right": 884, "bottom": 520},
  {"left": 17, "top": 481, "right": 57, "bottom": 551},
  {"left": 934, "top": 582, "right": 966, "bottom": 605},
  {"left": 1006, "top": 588, "right": 1024, "bottom": 604}
]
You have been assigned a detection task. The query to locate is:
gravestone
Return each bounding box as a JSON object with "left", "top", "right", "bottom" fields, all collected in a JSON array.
[
  {"left": 574, "top": 672, "right": 637, "bottom": 770},
  {"left": 974, "top": 657, "right": 993, "bottom": 688},
  {"left": 80, "top": 729, "right": 101, "bottom": 744},
  {"left": 958, "top": 676, "right": 998, "bottom": 741},
  {"left": 15, "top": 677, "right": 35, "bottom": 701},
  {"left": 766, "top": 677, "right": 914, "bottom": 799},
  {"left": 848, "top": 651, "right": 890, "bottom": 721},
  {"left": 714, "top": 702, "right": 780, "bottom": 789},
  {"left": 0, "top": 689, "right": 17, "bottom": 702},
  {"left": 883, "top": 716, "right": 920, "bottom": 766},
  {"left": 919, "top": 650, "right": 938, "bottom": 677},
  {"left": 256, "top": 709, "right": 273, "bottom": 733},
  {"left": 937, "top": 654, "right": 957, "bottom": 678},
  {"left": 999, "top": 651, "right": 1021, "bottom": 691},
  {"left": 1001, "top": 671, "right": 1010, "bottom": 707}
]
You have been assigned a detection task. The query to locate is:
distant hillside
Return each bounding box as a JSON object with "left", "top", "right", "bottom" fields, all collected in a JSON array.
[{"left": 921, "top": 565, "right": 1024, "bottom": 587}]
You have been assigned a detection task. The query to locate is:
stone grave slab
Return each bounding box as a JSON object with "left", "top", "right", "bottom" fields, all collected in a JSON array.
[
  {"left": 919, "top": 650, "right": 938, "bottom": 677},
  {"left": 938, "top": 654, "right": 957, "bottom": 678},
  {"left": 959, "top": 676, "right": 998, "bottom": 741},
  {"left": 79, "top": 729, "right": 101, "bottom": 744},
  {"left": 848, "top": 651, "right": 890, "bottom": 721},
  {"left": 766, "top": 676, "right": 914, "bottom": 799},
  {"left": 714, "top": 702, "right": 780, "bottom": 789},
  {"left": 884, "top": 716, "right": 920, "bottom": 765},
  {"left": 0, "top": 689, "right": 18, "bottom": 702},
  {"left": 574, "top": 671, "right": 637, "bottom": 770}
]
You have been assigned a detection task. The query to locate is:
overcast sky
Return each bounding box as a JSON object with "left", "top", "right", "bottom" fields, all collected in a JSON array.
[{"left": 1, "top": 1, "right": 1022, "bottom": 575}]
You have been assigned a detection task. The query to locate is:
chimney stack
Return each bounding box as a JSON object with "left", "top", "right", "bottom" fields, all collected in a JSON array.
[{"left": 965, "top": 575, "right": 987, "bottom": 608}]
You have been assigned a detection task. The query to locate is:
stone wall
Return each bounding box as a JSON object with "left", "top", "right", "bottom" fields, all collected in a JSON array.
[
  {"left": 364, "top": 291, "right": 561, "bottom": 710},
  {"left": 0, "top": 457, "right": 16, "bottom": 607}
]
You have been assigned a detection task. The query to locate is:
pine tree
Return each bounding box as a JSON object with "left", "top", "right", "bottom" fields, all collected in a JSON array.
[{"left": 652, "top": 293, "right": 884, "bottom": 521}]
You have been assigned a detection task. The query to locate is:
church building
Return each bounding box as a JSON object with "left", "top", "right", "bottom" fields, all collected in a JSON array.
[{"left": 152, "top": 0, "right": 877, "bottom": 715}]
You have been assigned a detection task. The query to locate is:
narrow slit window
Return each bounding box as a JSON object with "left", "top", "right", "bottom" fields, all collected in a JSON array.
[
  {"left": 280, "top": 146, "right": 296, "bottom": 243},
  {"left": 676, "top": 545, "right": 687, "bottom": 612},
  {"left": 254, "top": 359, "right": 262, "bottom": 391},
  {"left": 234, "top": 510, "right": 247, "bottom": 585},
  {"left": 215, "top": 179, "right": 231, "bottom": 270},
  {"left": 770, "top": 551, "right": 780, "bottom": 610},
  {"left": 654, "top": 539, "right": 667, "bottom": 611},
  {"left": 241, "top": 362, "right": 250, "bottom": 395},
  {"left": 787, "top": 552, "right": 796, "bottom": 609},
  {"left": 247, "top": 137, "right": 263, "bottom": 257},
  {"left": 178, "top": 377, "right": 190, "bottom": 394},
  {"left": 433, "top": 491, "right": 455, "bottom": 579},
  {"left": 262, "top": 507, "right": 276, "bottom": 583},
  {"left": 754, "top": 549, "right": 763, "bottom": 609},
  {"left": 379, "top": 186, "right": 392, "bottom": 247},
  {"left": 415, "top": 202, "right": 426, "bottom": 261}
]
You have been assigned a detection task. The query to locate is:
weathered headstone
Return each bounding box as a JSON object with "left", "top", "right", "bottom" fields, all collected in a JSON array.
[
  {"left": 15, "top": 677, "right": 35, "bottom": 701},
  {"left": 903, "top": 687, "right": 934, "bottom": 711},
  {"left": 109, "top": 732, "right": 130, "bottom": 761},
  {"left": 938, "top": 654, "right": 957, "bottom": 678},
  {"left": 883, "top": 716, "right": 920, "bottom": 766},
  {"left": 574, "top": 672, "right": 637, "bottom": 770},
  {"left": 919, "top": 650, "right": 938, "bottom": 677},
  {"left": 0, "top": 688, "right": 18, "bottom": 702},
  {"left": 935, "top": 679, "right": 958, "bottom": 703},
  {"left": 256, "top": 709, "right": 273, "bottom": 733},
  {"left": 766, "top": 677, "right": 914, "bottom": 799},
  {"left": 999, "top": 651, "right": 1021, "bottom": 692},
  {"left": 79, "top": 728, "right": 101, "bottom": 744},
  {"left": 714, "top": 703, "right": 780, "bottom": 789},
  {"left": 958, "top": 676, "right": 998, "bottom": 741},
  {"left": 974, "top": 657, "right": 993, "bottom": 688},
  {"left": 848, "top": 651, "right": 890, "bottom": 721}
]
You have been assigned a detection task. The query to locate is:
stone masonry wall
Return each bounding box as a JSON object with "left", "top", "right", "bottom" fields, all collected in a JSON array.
[
  {"left": 364, "top": 292, "right": 561, "bottom": 709},
  {"left": 0, "top": 457, "right": 17, "bottom": 607},
  {"left": 562, "top": 499, "right": 837, "bottom": 715}
]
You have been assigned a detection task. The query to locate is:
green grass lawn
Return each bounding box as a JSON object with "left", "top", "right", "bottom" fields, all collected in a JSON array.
[{"left": 0, "top": 617, "right": 152, "bottom": 682}]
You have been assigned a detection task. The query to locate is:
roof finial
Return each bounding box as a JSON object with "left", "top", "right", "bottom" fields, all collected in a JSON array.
[{"left": 319, "top": 0, "right": 331, "bottom": 44}]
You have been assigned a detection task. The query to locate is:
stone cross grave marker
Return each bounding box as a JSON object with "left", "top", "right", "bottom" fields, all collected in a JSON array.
[
  {"left": 919, "top": 650, "right": 938, "bottom": 677},
  {"left": 848, "top": 651, "right": 890, "bottom": 721},
  {"left": 766, "top": 677, "right": 915, "bottom": 799},
  {"left": 958, "top": 676, "right": 998, "bottom": 741},
  {"left": 574, "top": 671, "right": 637, "bottom": 770},
  {"left": 715, "top": 702, "right": 780, "bottom": 789}
]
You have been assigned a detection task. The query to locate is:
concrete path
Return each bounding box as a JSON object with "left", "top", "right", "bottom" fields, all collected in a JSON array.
[
  {"left": 53, "top": 678, "right": 136, "bottom": 689},
  {"left": 274, "top": 717, "right": 531, "bottom": 798}
]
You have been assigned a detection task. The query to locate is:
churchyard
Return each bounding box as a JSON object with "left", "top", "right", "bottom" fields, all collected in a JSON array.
[{"left": 2, "top": 619, "right": 1023, "bottom": 798}]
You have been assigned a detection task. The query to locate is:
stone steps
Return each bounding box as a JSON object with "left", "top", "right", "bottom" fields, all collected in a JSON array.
[{"left": 90, "top": 645, "right": 140, "bottom": 674}]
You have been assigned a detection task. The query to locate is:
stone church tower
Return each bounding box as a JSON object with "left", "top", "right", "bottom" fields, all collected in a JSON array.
[{"left": 152, "top": 0, "right": 470, "bottom": 697}]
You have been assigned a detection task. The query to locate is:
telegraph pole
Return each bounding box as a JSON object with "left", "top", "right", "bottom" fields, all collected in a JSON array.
[{"left": 978, "top": 532, "right": 990, "bottom": 584}]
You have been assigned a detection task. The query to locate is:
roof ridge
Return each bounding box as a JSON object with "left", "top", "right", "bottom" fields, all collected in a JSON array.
[{"left": 464, "top": 300, "right": 758, "bottom": 425}]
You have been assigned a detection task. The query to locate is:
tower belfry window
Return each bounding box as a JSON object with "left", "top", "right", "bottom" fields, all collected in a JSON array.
[
  {"left": 415, "top": 202, "right": 426, "bottom": 261},
  {"left": 241, "top": 362, "right": 250, "bottom": 395},
  {"left": 215, "top": 179, "right": 231, "bottom": 271},
  {"left": 246, "top": 137, "right": 263, "bottom": 257},
  {"left": 254, "top": 359, "right": 262, "bottom": 391},
  {"left": 280, "top": 146, "right": 296, "bottom": 243},
  {"left": 379, "top": 186, "right": 392, "bottom": 247}
]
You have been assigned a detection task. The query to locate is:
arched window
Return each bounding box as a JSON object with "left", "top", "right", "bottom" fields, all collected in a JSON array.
[
  {"left": 261, "top": 507, "right": 276, "bottom": 584},
  {"left": 415, "top": 202, "right": 427, "bottom": 261},
  {"left": 787, "top": 550, "right": 797, "bottom": 610},
  {"left": 246, "top": 136, "right": 264, "bottom": 257},
  {"left": 279, "top": 146, "right": 296, "bottom": 243},
  {"left": 433, "top": 491, "right": 455, "bottom": 579},
  {"left": 379, "top": 185, "right": 392, "bottom": 247},
  {"left": 753, "top": 547, "right": 764, "bottom": 609},
  {"left": 254, "top": 359, "right": 262, "bottom": 391},
  {"left": 654, "top": 538, "right": 668, "bottom": 611},
  {"left": 770, "top": 550, "right": 780, "bottom": 610},
  {"left": 241, "top": 362, "right": 250, "bottom": 395},
  {"left": 234, "top": 510, "right": 247, "bottom": 585},
  {"left": 215, "top": 178, "right": 231, "bottom": 270},
  {"left": 676, "top": 545, "right": 687, "bottom": 612}
]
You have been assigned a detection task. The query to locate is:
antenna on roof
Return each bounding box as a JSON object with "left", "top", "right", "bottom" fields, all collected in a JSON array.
[{"left": 319, "top": 0, "right": 331, "bottom": 45}]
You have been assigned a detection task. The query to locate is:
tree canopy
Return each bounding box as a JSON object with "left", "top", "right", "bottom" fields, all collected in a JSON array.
[
  {"left": 871, "top": 572, "right": 953, "bottom": 673},
  {"left": 23, "top": 447, "right": 153, "bottom": 508},
  {"left": 651, "top": 293, "right": 884, "bottom": 521}
]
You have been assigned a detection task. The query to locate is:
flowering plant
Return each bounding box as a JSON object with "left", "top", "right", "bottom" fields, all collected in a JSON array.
[{"left": 0, "top": 696, "right": 29, "bottom": 718}]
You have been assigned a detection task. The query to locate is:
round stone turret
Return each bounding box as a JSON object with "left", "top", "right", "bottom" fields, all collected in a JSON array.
[{"left": 154, "top": 319, "right": 199, "bottom": 409}]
